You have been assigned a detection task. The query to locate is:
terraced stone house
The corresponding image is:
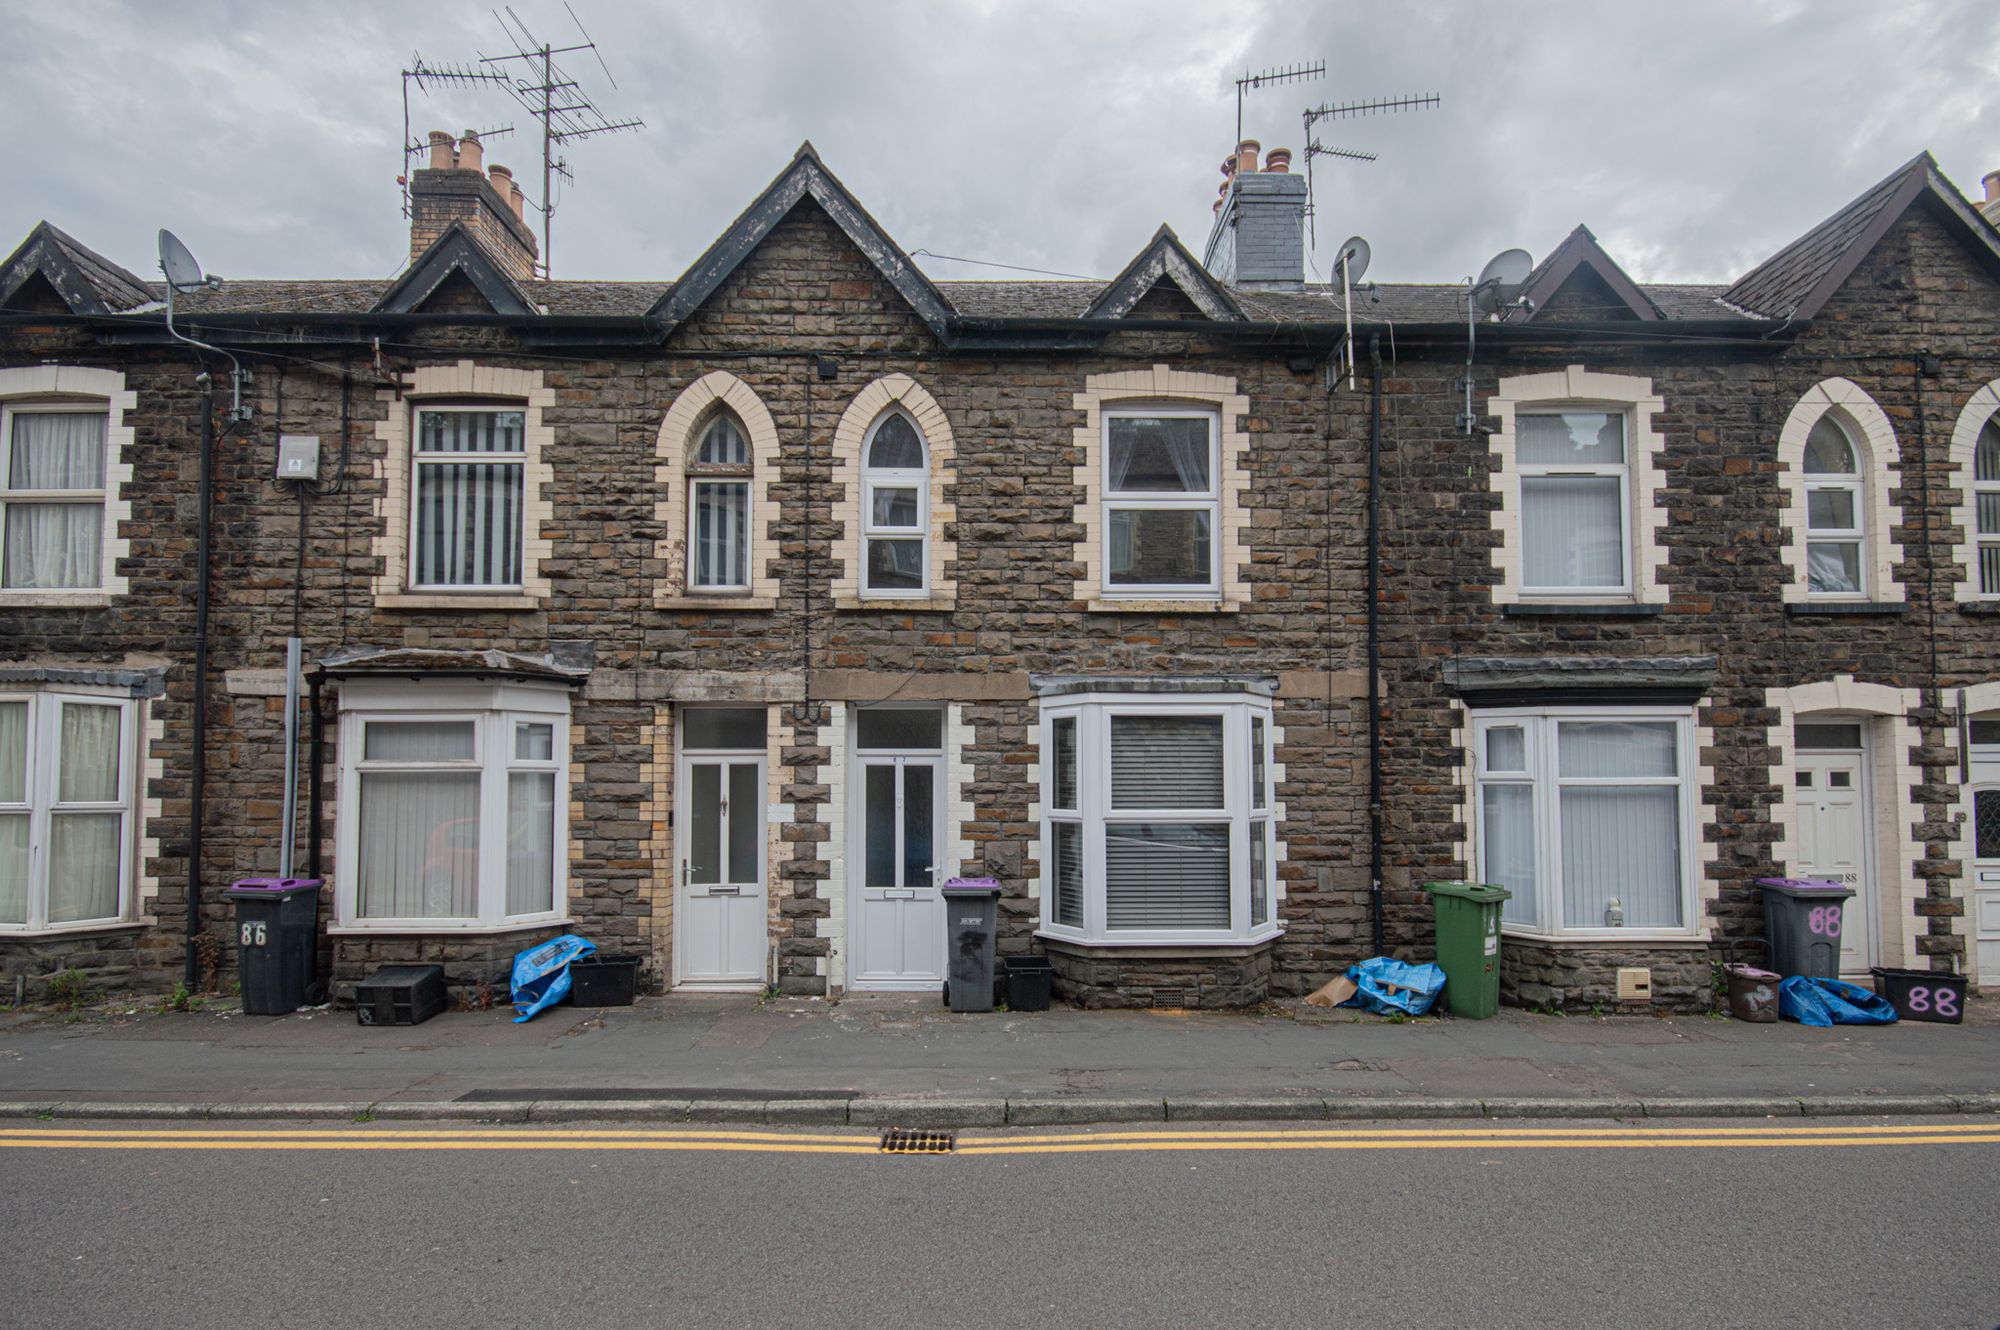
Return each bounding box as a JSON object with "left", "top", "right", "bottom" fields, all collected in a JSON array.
[{"left": 2, "top": 132, "right": 1997, "bottom": 1010}]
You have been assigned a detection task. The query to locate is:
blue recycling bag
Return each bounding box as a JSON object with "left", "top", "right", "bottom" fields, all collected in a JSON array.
[
  {"left": 1341, "top": 956, "right": 1448, "bottom": 1017},
  {"left": 1778, "top": 975, "right": 1899, "bottom": 1027},
  {"left": 510, "top": 934, "right": 597, "bottom": 1022}
]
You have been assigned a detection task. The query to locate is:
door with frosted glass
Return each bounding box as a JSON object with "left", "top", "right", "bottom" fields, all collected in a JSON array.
[
  {"left": 675, "top": 756, "right": 765, "bottom": 986},
  {"left": 850, "top": 757, "right": 944, "bottom": 988}
]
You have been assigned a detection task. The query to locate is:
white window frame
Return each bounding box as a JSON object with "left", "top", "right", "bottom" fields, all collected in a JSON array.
[
  {"left": 1471, "top": 705, "right": 1700, "bottom": 942},
  {"left": 686, "top": 411, "right": 753, "bottom": 594},
  {"left": 1100, "top": 406, "right": 1221, "bottom": 599},
  {"left": 0, "top": 690, "right": 137, "bottom": 934},
  {"left": 0, "top": 401, "right": 110, "bottom": 592},
  {"left": 332, "top": 680, "right": 570, "bottom": 932},
  {"left": 1515, "top": 407, "right": 1633, "bottom": 599},
  {"left": 1975, "top": 417, "right": 2000, "bottom": 598},
  {"left": 860, "top": 408, "right": 929, "bottom": 598},
  {"left": 408, "top": 403, "right": 528, "bottom": 592},
  {"left": 1038, "top": 690, "right": 1279, "bottom": 946},
  {"left": 1803, "top": 414, "right": 1868, "bottom": 601}
]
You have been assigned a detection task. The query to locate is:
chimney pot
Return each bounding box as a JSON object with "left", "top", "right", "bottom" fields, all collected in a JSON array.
[
  {"left": 489, "top": 164, "right": 513, "bottom": 194},
  {"left": 1235, "top": 139, "right": 1261, "bottom": 174},
  {"left": 428, "top": 130, "right": 455, "bottom": 170},
  {"left": 1263, "top": 147, "right": 1292, "bottom": 173},
  {"left": 458, "top": 129, "right": 484, "bottom": 173},
  {"left": 510, "top": 180, "right": 527, "bottom": 221},
  {"left": 1985, "top": 170, "right": 2000, "bottom": 205}
]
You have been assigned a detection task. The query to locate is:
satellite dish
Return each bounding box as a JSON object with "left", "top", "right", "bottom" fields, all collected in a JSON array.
[
  {"left": 1473, "top": 247, "right": 1533, "bottom": 314},
  {"left": 158, "top": 229, "right": 219, "bottom": 292},
  {"left": 1335, "top": 235, "right": 1371, "bottom": 285}
]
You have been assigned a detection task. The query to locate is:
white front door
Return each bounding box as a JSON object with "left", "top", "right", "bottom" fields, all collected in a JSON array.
[
  {"left": 1970, "top": 756, "right": 2000, "bottom": 988},
  {"left": 675, "top": 753, "right": 766, "bottom": 987},
  {"left": 1795, "top": 747, "right": 1876, "bottom": 974},
  {"left": 849, "top": 755, "right": 945, "bottom": 989}
]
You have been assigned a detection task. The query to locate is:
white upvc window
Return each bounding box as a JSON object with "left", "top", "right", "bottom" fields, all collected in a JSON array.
[
  {"left": 1975, "top": 416, "right": 2000, "bottom": 597},
  {"left": 1, "top": 402, "right": 109, "bottom": 590},
  {"left": 688, "top": 412, "right": 751, "bottom": 592},
  {"left": 861, "top": 409, "right": 928, "bottom": 596},
  {"left": 0, "top": 692, "right": 136, "bottom": 933},
  {"left": 1472, "top": 706, "right": 1699, "bottom": 940},
  {"left": 1040, "top": 690, "right": 1278, "bottom": 945},
  {"left": 1102, "top": 408, "right": 1219, "bottom": 596},
  {"left": 1516, "top": 409, "right": 1630, "bottom": 596},
  {"left": 410, "top": 405, "right": 527, "bottom": 590},
  {"left": 1803, "top": 413, "right": 1867, "bottom": 598},
  {"left": 334, "top": 682, "right": 568, "bottom": 931}
]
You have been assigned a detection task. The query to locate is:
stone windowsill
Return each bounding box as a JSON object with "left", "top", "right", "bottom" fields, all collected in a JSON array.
[
  {"left": 1501, "top": 601, "right": 1666, "bottom": 618},
  {"left": 655, "top": 594, "right": 779, "bottom": 612},
  {"left": 0, "top": 920, "right": 149, "bottom": 943},
  {"left": 0, "top": 591, "right": 113, "bottom": 609},
  {"left": 1957, "top": 601, "right": 2000, "bottom": 616},
  {"left": 834, "top": 594, "right": 957, "bottom": 613},
  {"left": 377, "top": 592, "right": 543, "bottom": 612},
  {"left": 1782, "top": 600, "right": 1907, "bottom": 617},
  {"left": 1083, "top": 598, "right": 1234, "bottom": 615},
  {"left": 1502, "top": 931, "right": 1711, "bottom": 949},
  {"left": 1034, "top": 928, "right": 1284, "bottom": 957},
  {"left": 327, "top": 917, "right": 574, "bottom": 938}
]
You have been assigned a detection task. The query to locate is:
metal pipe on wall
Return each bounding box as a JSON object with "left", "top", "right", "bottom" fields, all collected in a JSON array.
[
  {"left": 186, "top": 379, "right": 215, "bottom": 987},
  {"left": 1368, "top": 334, "right": 1385, "bottom": 954}
]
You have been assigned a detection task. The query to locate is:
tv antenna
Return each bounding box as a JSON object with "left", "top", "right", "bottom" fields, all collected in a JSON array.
[
  {"left": 478, "top": 3, "right": 645, "bottom": 278},
  {"left": 1301, "top": 93, "right": 1440, "bottom": 248},
  {"left": 1458, "top": 247, "right": 1535, "bottom": 433},
  {"left": 1234, "top": 62, "right": 1325, "bottom": 156},
  {"left": 398, "top": 57, "right": 517, "bottom": 221},
  {"left": 157, "top": 230, "right": 250, "bottom": 421}
]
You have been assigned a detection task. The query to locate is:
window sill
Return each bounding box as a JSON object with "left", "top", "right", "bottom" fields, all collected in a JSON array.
[
  {"left": 1035, "top": 926, "right": 1284, "bottom": 952},
  {"left": 1501, "top": 601, "right": 1665, "bottom": 618},
  {"left": 377, "top": 592, "right": 542, "bottom": 612},
  {"left": 1084, "top": 597, "right": 1233, "bottom": 615},
  {"left": 1783, "top": 601, "right": 1907, "bottom": 617},
  {"left": 656, "top": 594, "right": 778, "bottom": 612},
  {"left": 835, "top": 594, "right": 957, "bottom": 612},
  {"left": 1956, "top": 601, "right": 2000, "bottom": 615},
  {"left": 0, "top": 920, "right": 146, "bottom": 942},
  {"left": 0, "top": 591, "right": 112, "bottom": 609},
  {"left": 1501, "top": 930, "right": 1709, "bottom": 948},
  {"left": 327, "top": 917, "right": 573, "bottom": 938}
]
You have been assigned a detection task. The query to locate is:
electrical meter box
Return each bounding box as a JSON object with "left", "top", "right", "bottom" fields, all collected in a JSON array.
[{"left": 276, "top": 434, "right": 321, "bottom": 482}]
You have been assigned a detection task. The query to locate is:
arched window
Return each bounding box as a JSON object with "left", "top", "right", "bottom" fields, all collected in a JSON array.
[
  {"left": 1977, "top": 416, "right": 2000, "bottom": 596},
  {"left": 688, "top": 412, "right": 750, "bottom": 591},
  {"left": 861, "top": 410, "right": 927, "bottom": 594},
  {"left": 1802, "top": 412, "right": 1866, "bottom": 597}
]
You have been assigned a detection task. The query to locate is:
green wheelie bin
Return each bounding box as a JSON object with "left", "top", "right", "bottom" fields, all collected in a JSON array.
[{"left": 1422, "top": 881, "right": 1511, "bottom": 1019}]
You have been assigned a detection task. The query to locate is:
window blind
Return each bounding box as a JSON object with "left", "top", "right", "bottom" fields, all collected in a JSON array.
[{"left": 1110, "top": 715, "right": 1223, "bottom": 808}]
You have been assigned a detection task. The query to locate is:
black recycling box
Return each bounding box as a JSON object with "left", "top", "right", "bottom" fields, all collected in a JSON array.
[{"left": 354, "top": 964, "right": 448, "bottom": 1027}]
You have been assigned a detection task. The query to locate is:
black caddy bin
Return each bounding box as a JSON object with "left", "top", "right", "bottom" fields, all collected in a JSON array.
[
  {"left": 224, "top": 877, "right": 323, "bottom": 1015},
  {"left": 1002, "top": 955, "right": 1054, "bottom": 1012}
]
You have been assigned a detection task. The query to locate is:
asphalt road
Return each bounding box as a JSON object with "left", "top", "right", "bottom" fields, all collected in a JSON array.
[{"left": 2, "top": 1118, "right": 1994, "bottom": 1330}]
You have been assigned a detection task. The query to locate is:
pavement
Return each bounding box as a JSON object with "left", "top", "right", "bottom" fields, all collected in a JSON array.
[{"left": 2, "top": 990, "right": 1997, "bottom": 1125}]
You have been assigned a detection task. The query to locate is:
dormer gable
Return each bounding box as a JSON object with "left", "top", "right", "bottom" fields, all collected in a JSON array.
[
  {"left": 1085, "top": 225, "right": 1244, "bottom": 322},
  {"left": 648, "top": 142, "right": 954, "bottom": 340},
  {"left": 1518, "top": 225, "right": 1661, "bottom": 322},
  {"left": 374, "top": 221, "right": 536, "bottom": 317},
  {"left": 0, "top": 222, "right": 157, "bottom": 315}
]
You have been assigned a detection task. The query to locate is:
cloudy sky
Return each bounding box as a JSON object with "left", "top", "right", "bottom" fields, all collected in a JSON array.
[{"left": 4, "top": 0, "right": 1997, "bottom": 289}]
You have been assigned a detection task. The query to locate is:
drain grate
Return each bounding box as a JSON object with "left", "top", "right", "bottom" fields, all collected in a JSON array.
[
  {"left": 880, "top": 1128, "right": 957, "bottom": 1154},
  {"left": 1151, "top": 988, "right": 1197, "bottom": 1010}
]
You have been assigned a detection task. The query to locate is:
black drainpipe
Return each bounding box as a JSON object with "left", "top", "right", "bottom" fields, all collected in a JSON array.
[
  {"left": 1368, "top": 334, "right": 1385, "bottom": 954},
  {"left": 185, "top": 377, "right": 215, "bottom": 987}
]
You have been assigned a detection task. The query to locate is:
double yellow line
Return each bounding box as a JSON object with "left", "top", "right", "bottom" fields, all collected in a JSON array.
[{"left": 3, "top": 1121, "right": 1998, "bottom": 1156}]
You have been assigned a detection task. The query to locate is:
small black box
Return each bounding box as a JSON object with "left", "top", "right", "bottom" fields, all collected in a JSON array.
[
  {"left": 567, "top": 955, "right": 640, "bottom": 1007},
  {"left": 354, "top": 964, "right": 448, "bottom": 1027}
]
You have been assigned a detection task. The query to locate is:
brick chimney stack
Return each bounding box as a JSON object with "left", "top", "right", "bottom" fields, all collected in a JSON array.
[
  {"left": 407, "top": 129, "right": 541, "bottom": 282},
  {"left": 1982, "top": 169, "right": 2000, "bottom": 227}
]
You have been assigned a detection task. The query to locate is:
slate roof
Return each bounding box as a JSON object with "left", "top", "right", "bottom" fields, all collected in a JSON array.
[
  {"left": 0, "top": 222, "right": 160, "bottom": 314},
  {"left": 44, "top": 225, "right": 157, "bottom": 310},
  {"left": 1722, "top": 155, "right": 1929, "bottom": 318}
]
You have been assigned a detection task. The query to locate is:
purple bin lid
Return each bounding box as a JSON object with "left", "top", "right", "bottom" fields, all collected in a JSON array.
[
  {"left": 229, "top": 876, "right": 323, "bottom": 892},
  {"left": 942, "top": 876, "right": 1001, "bottom": 895},
  {"left": 1755, "top": 877, "right": 1847, "bottom": 892}
]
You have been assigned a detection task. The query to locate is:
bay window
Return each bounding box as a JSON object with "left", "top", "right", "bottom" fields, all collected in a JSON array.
[
  {"left": 1473, "top": 707, "right": 1697, "bottom": 938},
  {"left": 0, "top": 692, "right": 135, "bottom": 932},
  {"left": 335, "top": 682, "right": 567, "bottom": 930},
  {"left": 1103, "top": 409, "right": 1218, "bottom": 595},
  {"left": 411, "top": 406, "right": 525, "bottom": 590},
  {"left": 1040, "top": 687, "right": 1278, "bottom": 945},
  {"left": 1517, "top": 410, "right": 1629, "bottom": 595}
]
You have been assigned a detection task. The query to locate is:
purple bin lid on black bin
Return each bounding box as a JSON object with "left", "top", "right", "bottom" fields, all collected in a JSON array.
[
  {"left": 226, "top": 877, "right": 324, "bottom": 893},
  {"left": 1755, "top": 877, "right": 1848, "bottom": 892},
  {"left": 942, "top": 876, "right": 1002, "bottom": 895}
]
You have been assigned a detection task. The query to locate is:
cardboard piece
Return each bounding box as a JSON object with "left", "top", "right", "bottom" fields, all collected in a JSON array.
[{"left": 1305, "top": 974, "right": 1358, "bottom": 1008}]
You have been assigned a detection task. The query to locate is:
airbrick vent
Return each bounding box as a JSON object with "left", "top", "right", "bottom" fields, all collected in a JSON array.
[{"left": 880, "top": 1128, "right": 957, "bottom": 1154}]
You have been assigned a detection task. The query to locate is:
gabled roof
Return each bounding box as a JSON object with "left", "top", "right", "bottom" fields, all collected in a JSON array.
[
  {"left": 649, "top": 142, "right": 954, "bottom": 340},
  {"left": 1083, "top": 225, "right": 1243, "bottom": 322},
  {"left": 1517, "top": 225, "right": 1661, "bottom": 321},
  {"left": 373, "top": 221, "right": 536, "bottom": 316},
  {"left": 1725, "top": 152, "right": 2000, "bottom": 319},
  {"left": 0, "top": 222, "right": 157, "bottom": 314}
]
